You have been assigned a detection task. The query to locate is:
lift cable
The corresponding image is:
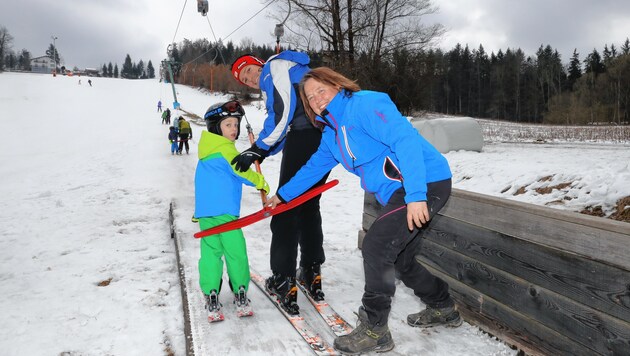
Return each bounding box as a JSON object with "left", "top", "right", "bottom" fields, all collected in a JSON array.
[
  {"left": 179, "top": 0, "right": 277, "bottom": 68},
  {"left": 171, "top": 0, "right": 189, "bottom": 45}
]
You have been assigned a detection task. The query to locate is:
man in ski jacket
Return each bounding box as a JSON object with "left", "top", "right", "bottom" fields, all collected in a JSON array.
[
  {"left": 230, "top": 51, "right": 330, "bottom": 314},
  {"left": 266, "top": 67, "right": 461, "bottom": 355}
]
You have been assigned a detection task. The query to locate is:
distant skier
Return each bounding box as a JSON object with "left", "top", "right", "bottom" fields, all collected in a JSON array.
[
  {"left": 157, "top": 100, "right": 162, "bottom": 112},
  {"left": 87, "top": 79, "right": 92, "bottom": 87},
  {"left": 195, "top": 100, "right": 270, "bottom": 322},
  {"left": 162, "top": 108, "right": 171, "bottom": 125},
  {"left": 177, "top": 116, "right": 192, "bottom": 154},
  {"left": 172, "top": 114, "right": 180, "bottom": 132},
  {"left": 168, "top": 126, "right": 179, "bottom": 155}
]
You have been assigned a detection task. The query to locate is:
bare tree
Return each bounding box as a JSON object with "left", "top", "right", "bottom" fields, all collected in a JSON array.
[
  {"left": 0, "top": 26, "right": 15, "bottom": 71},
  {"left": 268, "top": 0, "right": 444, "bottom": 67},
  {"left": 359, "top": 0, "right": 444, "bottom": 62}
]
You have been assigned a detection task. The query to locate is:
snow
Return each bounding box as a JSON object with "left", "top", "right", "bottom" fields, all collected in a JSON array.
[{"left": 1, "top": 71, "right": 627, "bottom": 356}]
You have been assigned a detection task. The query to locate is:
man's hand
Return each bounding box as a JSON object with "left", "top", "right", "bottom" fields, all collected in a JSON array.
[
  {"left": 231, "top": 144, "right": 268, "bottom": 172},
  {"left": 407, "top": 201, "right": 430, "bottom": 230}
]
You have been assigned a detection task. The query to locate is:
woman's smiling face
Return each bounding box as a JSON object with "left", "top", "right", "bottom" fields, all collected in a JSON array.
[{"left": 303, "top": 78, "right": 339, "bottom": 116}]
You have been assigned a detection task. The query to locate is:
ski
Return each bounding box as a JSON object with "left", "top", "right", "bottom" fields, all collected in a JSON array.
[
  {"left": 296, "top": 283, "right": 354, "bottom": 337},
  {"left": 194, "top": 179, "right": 339, "bottom": 238},
  {"left": 250, "top": 272, "right": 339, "bottom": 356}
]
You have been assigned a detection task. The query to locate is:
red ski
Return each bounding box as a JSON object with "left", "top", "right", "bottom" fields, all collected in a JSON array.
[{"left": 194, "top": 179, "right": 339, "bottom": 239}]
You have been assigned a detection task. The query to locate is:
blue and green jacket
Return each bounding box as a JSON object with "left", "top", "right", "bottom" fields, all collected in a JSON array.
[
  {"left": 277, "top": 90, "right": 452, "bottom": 206},
  {"left": 194, "top": 130, "right": 269, "bottom": 218}
]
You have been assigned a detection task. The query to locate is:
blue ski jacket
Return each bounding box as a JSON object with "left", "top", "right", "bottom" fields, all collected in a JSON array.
[
  {"left": 256, "top": 50, "right": 312, "bottom": 153},
  {"left": 277, "top": 90, "right": 452, "bottom": 206},
  {"left": 194, "top": 130, "right": 269, "bottom": 218}
]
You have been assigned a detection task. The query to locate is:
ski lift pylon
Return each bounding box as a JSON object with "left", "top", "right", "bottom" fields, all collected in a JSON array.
[{"left": 197, "top": 0, "right": 208, "bottom": 16}]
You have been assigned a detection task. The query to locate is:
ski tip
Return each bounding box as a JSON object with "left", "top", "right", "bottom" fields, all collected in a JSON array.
[{"left": 208, "top": 314, "right": 225, "bottom": 323}]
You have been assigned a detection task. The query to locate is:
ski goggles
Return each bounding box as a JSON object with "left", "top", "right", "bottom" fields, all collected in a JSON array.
[{"left": 204, "top": 100, "right": 245, "bottom": 119}]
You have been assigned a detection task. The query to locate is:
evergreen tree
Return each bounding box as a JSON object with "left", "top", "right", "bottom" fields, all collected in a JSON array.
[
  {"left": 567, "top": 49, "right": 582, "bottom": 90},
  {"left": 147, "top": 60, "right": 155, "bottom": 78},
  {"left": 114, "top": 64, "right": 119, "bottom": 78},
  {"left": 121, "top": 54, "right": 133, "bottom": 78},
  {"left": 584, "top": 49, "right": 605, "bottom": 75},
  {"left": 107, "top": 62, "right": 113, "bottom": 77},
  {"left": 45, "top": 43, "right": 61, "bottom": 68},
  {"left": 101, "top": 64, "right": 107, "bottom": 76},
  {"left": 621, "top": 38, "right": 630, "bottom": 55},
  {"left": 5, "top": 51, "right": 17, "bottom": 70},
  {"left": 18, "top": 49, "right": 31, "bottom": 70},
  {"left": 137, "top": 60, "right": 145, "bottom": 79},
  {"left": 472, "top": 45, "right": 491, "bottom": 117}
]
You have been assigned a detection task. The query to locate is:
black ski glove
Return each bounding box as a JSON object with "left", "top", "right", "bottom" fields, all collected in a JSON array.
[{"left": 231, "top": 144, "right": 268, "bottom": 172}]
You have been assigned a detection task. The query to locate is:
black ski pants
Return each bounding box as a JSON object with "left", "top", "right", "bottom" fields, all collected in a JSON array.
[
  {"left": 178, "top": 135, "right": 189, "bottom": 153},
  {"left": 270, "top": 128, "right": 330, "bottom": 277},
  {"left": 361, "top": 179, "right": 453, "bottom": 327}
]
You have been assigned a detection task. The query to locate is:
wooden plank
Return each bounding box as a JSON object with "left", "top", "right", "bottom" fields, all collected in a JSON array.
[
  {"left": 362, "top": 193, "right": 381, "bottom": 231},
  {"left": 440, "top": 189, "right": 630, "bottom": 270},
  {"left": 418, "top": 239, "right": 630, "bottom": 355},
  {"left": 357, "top": 230, "right": 365, "bottom": 250},
  {"left": 425, "top": 215, "right": 630, "bottom": 323},
  {"left": 421, "top": 263, "right": 595, "bottom": 356},
  {"left": 363, "top": 190, "right": 630, "bottom": 269}
]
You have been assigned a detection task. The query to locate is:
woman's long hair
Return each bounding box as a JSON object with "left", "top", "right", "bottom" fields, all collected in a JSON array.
[{"left": 299, "top": 67, "right": 361, "bottom": 126}]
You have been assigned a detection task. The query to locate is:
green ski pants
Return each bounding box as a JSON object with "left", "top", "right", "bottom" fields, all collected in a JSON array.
[{"left": 198, "top": 215, "right": 250, "bottom": 295}]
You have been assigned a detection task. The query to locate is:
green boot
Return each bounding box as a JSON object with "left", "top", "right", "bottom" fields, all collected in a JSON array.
[
  {"left": 407, "top": 305, "right": 462, "bottom": 328},
  {"left": 333, "top": 307, "right": 394, "bottom": 355}
]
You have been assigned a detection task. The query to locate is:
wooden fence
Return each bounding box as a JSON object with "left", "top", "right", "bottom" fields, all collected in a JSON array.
[{"left": 359, "top": 189, "right": 630, "bottom": 355}]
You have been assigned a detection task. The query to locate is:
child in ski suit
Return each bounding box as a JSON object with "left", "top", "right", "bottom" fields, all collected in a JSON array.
[
  {"left": 195, "top": 100, "right": 270, "bottom": 322},
  {"left": 168, "top": 126, "right": 178, "bottom": 155}
]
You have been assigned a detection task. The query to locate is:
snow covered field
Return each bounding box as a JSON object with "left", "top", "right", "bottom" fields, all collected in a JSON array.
[{"left": 1, "top": 72, "right": 628, "bottom": 355}]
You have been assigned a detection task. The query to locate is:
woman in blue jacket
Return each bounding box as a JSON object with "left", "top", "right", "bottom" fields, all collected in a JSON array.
[{"left": 266, "top": 67, "right": 462, "bottom": 354}]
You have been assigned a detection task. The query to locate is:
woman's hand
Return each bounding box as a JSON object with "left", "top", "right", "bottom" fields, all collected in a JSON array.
[
  {"left": 266, "top": 195, "right": 282, "bottom": 209},
  {"left": 407, "top": 201, "right": 430, "bottom": 230}
]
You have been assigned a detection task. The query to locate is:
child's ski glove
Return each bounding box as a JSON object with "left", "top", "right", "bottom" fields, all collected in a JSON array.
[{"left": 231, "top": 144, "right": 268, "bottom": 172}]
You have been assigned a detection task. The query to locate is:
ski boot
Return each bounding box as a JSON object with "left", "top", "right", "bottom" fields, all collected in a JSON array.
[
  {"left": 234, "top": 285, "right": 254, "bottom": 317},
  {"left": 297, "top": 263, "right": 325, "bottom": 301},
  {"left": 265, "top": 274, "right": 299, "bottom": 315},
  {"left": 407, "top": 305, "right": 462, "bottom": 328},
  {"left": 333, "top": 306, "right": 394, "bottom": 355},
  {"left": 205, "top": 289, "right": 224, "bottom": 322}
]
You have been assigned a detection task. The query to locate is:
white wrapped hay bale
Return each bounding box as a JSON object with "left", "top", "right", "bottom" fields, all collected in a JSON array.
[{"left": 411, "top": 117, "right": 483, "bottom": 153}]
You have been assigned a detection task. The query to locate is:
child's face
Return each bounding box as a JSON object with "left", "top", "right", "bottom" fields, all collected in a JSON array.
[{"left": 220, "top": 117, "right": 239, "bottom": 142}]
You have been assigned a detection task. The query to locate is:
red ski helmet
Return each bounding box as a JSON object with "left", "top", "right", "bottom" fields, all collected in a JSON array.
[{"left": 231, "top": 54, "right": 265, "bottom": 85}]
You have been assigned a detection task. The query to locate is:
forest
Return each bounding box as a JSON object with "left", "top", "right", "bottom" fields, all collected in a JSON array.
[
  {"left": 162, "top": 0, "right": 630, "bottom": 125},
  {"left": 165, "top": 38, "right": 630, "bottom": 126}
]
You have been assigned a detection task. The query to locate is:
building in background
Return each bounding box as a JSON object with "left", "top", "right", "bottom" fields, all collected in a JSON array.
[{"left": 30, "top": 56, "right": 55, "bottom": 74}]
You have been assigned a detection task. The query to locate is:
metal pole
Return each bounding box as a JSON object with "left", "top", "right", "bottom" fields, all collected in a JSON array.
[
  {"left": 166, "top": 61, "right": 180, "bottom": 109},
  {"left": 51, "top": 35, "right": 58, "bottom": 75}
]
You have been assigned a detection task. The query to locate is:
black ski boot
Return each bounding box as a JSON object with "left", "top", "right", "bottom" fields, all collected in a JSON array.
[
  {"left": 407, "top": 305, "right": 462, "bottom": 328},
  {"left": 333, "top": 306, "right": 394, "bottom": 355},
  {"left": 297, "top": 263, "right": 325, "bottom": 301},
  {"left": 265, "top": 274, "right": 300, "bottom": 315}
]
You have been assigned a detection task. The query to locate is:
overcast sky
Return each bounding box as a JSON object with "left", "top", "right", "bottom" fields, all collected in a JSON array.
[{"left": 2, "top": 0, "right": 630, "bottom": 70}]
